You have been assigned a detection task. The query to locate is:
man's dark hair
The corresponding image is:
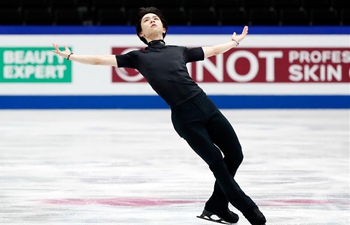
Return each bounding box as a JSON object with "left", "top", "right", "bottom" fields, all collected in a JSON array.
[{"left": 135, "top": 7, "right": 168, "bottom": 45}]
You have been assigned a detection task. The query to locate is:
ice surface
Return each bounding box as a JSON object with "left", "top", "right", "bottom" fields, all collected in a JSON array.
[{"left": 0, "top": 110, "right": 349, "bottom": 224}]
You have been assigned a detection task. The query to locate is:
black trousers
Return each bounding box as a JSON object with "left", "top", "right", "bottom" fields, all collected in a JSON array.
[{"left": 171, "top": 92, "right": 256, "bottom": 212}]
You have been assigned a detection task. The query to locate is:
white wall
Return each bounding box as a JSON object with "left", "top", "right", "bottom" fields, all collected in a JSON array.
[{"left": 0, "top": 34, "right": 349, "bottom": 96}]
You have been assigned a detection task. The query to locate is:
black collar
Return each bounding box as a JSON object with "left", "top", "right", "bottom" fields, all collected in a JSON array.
[{"left": 147, "top": 39, "right": 166, "bottom": 47}]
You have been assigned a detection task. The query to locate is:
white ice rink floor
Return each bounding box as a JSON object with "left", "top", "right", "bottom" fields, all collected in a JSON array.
[{"left": 0, "top": 109, "right": 349, "bottom": 225}]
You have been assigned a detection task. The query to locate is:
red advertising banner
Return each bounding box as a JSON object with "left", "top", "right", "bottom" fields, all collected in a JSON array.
[{"left": 112, "top": 47, "right": 350, "bottom": 83}]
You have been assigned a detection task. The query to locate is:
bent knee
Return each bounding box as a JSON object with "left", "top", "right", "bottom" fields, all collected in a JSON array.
[
  {"left": 225, "top": 152, "right": 244, "bottom": 171},
  {"left": 236, "top": 152, "right": 244, "bottom": 164},
  {"left": 208, "top": 159, "right": 227, "bottom": 172}
]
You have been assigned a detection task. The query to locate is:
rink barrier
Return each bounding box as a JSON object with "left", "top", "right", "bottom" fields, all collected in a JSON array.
[
  {"left": 0, "top": 95, "right": 348, "bottom": 109},
  {"left": 0, "top": 26, "right": 348, "bottom": 109}
]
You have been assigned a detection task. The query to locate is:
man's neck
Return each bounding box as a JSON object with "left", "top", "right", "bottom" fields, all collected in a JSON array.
[
  {"left": 148, "top": 39, "right": 165, "bottom": 45},
  {"left": 145, "top": 34, "right": 164, "bottom": 43}
]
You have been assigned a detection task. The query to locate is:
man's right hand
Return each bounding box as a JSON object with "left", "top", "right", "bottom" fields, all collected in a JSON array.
[{"left": 52, "top": 43, "right": 71, "bottom": 59}]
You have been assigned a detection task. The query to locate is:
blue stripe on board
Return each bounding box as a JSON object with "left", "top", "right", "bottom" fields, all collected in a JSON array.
[
  {"left": 0, "top": 95, "right": 348, "bottom": 109},
  {"left": 0, "top": 26, "right": 349, "bottom": 35}
]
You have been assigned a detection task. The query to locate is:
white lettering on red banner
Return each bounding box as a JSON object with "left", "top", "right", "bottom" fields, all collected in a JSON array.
[{"left": 112, "top": 47, "right": 350, "bottom": 83}]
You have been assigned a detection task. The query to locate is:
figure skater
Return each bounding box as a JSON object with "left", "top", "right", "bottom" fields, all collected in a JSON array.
[{"left": 52, "top": 7, "right": 266, "bottom": 225}]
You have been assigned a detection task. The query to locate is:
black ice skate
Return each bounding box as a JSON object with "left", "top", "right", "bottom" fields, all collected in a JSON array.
[
  {"left": 242, "top": 207, "right": 266, "bottom": 225},
  {"left": 197, "top": 208, "right": 239, "bottom": 224}
]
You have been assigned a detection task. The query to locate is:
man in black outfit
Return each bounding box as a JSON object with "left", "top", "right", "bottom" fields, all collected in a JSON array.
[{"left": 52, "top": 7, "right": 266, "bottom": 225}]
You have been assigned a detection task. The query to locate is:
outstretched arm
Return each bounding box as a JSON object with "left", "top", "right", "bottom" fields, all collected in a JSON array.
[
  {"left": 202, "top": 26, "right": 248, "bottom": 58},
  {"left": 52, "top": 43, "right": 118, "bottom": 66}
]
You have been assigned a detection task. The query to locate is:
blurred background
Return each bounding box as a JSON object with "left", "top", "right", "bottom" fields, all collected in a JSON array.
[
  {"left": 0, "top": 0, "right": 349, "bottom": 109},
  {"left": 0, "top": 0, "right": 349, "bottom": 26}
]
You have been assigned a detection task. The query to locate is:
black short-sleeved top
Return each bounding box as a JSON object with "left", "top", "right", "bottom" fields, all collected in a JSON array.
[{"left": 115, "top": 40, "right": 205, "bottom": 108}]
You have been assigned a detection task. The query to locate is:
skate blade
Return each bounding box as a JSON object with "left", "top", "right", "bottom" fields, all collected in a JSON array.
[{"left": 197, "top": 213, "right": 233, "bottom": 224}]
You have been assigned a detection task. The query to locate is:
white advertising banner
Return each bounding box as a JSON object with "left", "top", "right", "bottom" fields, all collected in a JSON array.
[{"left": 0, "top": 34, "right": 349, "bottom": 95}]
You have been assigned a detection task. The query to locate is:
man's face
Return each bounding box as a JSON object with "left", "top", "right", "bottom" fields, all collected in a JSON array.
[{"left": 139, "top": 13, "right": 166, "bottom": 38}]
